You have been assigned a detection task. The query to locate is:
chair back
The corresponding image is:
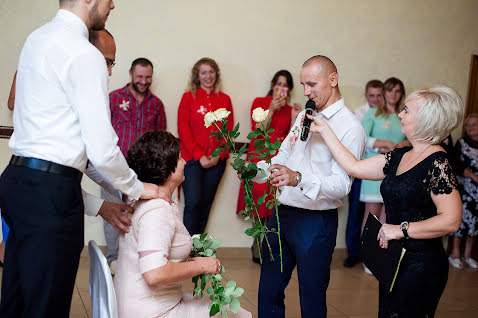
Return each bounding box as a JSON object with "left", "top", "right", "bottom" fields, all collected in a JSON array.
[{"left": 88, "top": 240, "right": 118, "bottom": 318}]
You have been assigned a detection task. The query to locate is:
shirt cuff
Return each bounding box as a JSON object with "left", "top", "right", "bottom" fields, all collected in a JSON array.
[
  {"left": 366, "top": 137, "right": 377, "bottom": 153},
  {"left": 129, "top": 180, "right": 144, "bottom": 201},
  {"left": 297, "top": 173, "right": 321, "bottom": 200},
  {"left": 82, "top": 189, "right": 104, "bottom": 217}
]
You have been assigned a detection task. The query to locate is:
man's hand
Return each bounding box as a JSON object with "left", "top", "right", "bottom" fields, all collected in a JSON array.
[
  {"left": 141, "top": 182, "right": 170, "bottom": 200},
  {"left": 98, "top": 201, "right": 133, "bottom": 233},
  {"left": 268, "top": 164, "right": 299, "bottom": 187}
]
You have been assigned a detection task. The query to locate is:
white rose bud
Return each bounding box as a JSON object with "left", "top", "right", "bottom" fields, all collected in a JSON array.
[
  {"left": 192, "top": 234, "right": 201, "bottom": 240},
  {"left": 213, "top": 108, "right": 231, "bottom": 121},
  {"left": 252, "top": 107, "right": 269, "bottom": 123},
  {"left": 204, "top": 111, "right": 218, "bottom": 128}
]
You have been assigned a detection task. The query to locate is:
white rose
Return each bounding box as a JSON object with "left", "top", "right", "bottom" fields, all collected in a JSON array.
[
  {"left": 204, "top": 111, "right": 218, "bottom": 128},
  {"left": 213, "top": 108, "right": 231, "bottom": 121},
  {"left": 252, "top": 107, "right": 269, "bottom": 123}
]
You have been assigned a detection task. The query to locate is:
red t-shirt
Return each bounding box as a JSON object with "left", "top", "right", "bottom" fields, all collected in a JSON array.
[{"left": 178, "top": 88, "right": 234, "bottom": 161}]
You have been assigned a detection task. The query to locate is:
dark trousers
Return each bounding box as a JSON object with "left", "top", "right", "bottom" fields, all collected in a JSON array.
[
  {"left": 182, "top": 159, "right": 226, "bottom": 235},
  {"left": 258, "top": 205, "right": 338, "bottom": 318},
  {"left": 345, "top": 178, "right": 365, "bottom": 257},
  {"left": 0, "top": 164, "right": 84, "bottom": 318}
]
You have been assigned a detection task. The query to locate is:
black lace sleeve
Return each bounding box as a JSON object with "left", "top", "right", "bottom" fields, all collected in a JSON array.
[
  {"left": 383, "top": 151, "right": 393, "bottom": 175},
  {"left": 426, "top": 154, "right": 458, "bottom": 195}
]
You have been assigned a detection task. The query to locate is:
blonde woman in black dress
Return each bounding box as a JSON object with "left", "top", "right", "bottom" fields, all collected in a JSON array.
[{"left": 306, "top": 86, "right": 463, "bottom": 317}]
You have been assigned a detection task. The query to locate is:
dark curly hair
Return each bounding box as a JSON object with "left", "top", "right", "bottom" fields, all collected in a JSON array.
[{"left": 126, "top": 130, "right": 180, "bottom": 186}]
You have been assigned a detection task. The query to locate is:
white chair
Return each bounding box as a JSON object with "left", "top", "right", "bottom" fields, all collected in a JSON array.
[{"left": 88, "top": 240, "right": 118, "bottom": 318}]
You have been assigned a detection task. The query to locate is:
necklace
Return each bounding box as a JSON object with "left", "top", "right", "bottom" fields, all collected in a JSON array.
[{"left": 396, "top": 144, "right": 433, "bottom": 175}]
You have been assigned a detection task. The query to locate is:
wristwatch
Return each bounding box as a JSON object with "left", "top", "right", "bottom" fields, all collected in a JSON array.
[
  {"left": 400, "top": 221, "right": 410, "bottom": 239},
  {"left": 293, "top": 171, "right": 302, "bottom": 187}
]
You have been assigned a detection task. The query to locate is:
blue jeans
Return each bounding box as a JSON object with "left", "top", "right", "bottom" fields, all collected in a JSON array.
[
  {"left": 345, "top": 178, "right": 365, "bottom": 257},
  {"left": 182, "top": 159, "right": 226, "bottom": 236},
  {"left": 258, "top": 205, "right": 338, "bottom": 318}
]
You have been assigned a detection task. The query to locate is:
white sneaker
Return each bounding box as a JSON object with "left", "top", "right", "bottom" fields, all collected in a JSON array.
[
  {"left": 109, "top": 260, "right": 117, "bottom": 275},
  {"left": 363, "top": 264, "right": 373, "bottom": 275},
  {"left": 463, "top": 258, "right": 478, "bottom": 269},
  {"left": 448, "top": 256, "right": 463, "bottom": 269}
]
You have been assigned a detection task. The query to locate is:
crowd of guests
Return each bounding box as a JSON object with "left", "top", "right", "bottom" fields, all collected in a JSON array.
[{"left": 0, "top": 2, "right": 477, "bottom": 318}]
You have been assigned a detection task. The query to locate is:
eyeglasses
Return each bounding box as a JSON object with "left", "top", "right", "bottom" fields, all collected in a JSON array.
[{"left": 105, "top": 58, "right": 116, "bottom": 68}]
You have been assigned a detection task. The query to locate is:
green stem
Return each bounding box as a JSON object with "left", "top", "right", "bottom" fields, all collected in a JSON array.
[
  {"left": 262, "top": 122, "right": 284, "bottom": 272},
  {"left": 244, "top": 183, "right": 273, "bottom": 262}
]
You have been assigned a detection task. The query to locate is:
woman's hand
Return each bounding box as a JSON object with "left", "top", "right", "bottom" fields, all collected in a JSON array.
[
  {"left": 208, "top": 155, "right": 220, "bottom": 167},
  {"left": 269, "top": 96, "right": 286, "bottom": 112},
  {"left": 199, "top": 155, "right": 212, "bottom": 169},
  {"left": 193, "top": 257, "right": 222, "bottom": 274},
  {"left": 377, "top": 223, "right": 403, "bottom": 249},
  {"left": 306, "top": 113, "right": 332, "bottom": 136}
]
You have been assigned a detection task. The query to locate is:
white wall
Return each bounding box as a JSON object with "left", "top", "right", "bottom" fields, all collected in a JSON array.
[{"left": 1, "top": 0, "right": 478, "bottom": 247}]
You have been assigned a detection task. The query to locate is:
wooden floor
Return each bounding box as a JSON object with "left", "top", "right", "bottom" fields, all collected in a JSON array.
[{"left": 0, "top": 248, "right": 477, "bottom": 317}]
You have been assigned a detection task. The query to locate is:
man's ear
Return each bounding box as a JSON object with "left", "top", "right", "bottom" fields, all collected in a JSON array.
[{"left": 329, "top": 72, "right": 339, "bottom": 88}]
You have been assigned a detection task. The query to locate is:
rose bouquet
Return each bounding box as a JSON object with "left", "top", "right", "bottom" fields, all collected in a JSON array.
[
  {"left": 190, "top": 233, "right": 244, "bottom": 317},
  {"left": 204, "top": 108, "right": 283, "bottom": 271}
]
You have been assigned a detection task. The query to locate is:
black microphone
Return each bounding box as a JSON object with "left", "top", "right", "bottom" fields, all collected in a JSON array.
[{"left": 300, "top": 100, "right": 316, "bottom": 141}]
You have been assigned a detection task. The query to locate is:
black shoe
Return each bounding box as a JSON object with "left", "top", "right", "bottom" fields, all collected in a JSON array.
[{"left": 343, "top": 256, "right": 359, "bottom": 268}]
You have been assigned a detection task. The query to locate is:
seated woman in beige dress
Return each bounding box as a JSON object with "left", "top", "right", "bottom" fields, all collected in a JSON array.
[{"left": 114, "top": 130, "right": 251, "bottom": 318}]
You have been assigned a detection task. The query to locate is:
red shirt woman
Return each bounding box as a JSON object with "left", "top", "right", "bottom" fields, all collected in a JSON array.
[{"left": 178, "top": 58, "right": 234, "bottom": 236}]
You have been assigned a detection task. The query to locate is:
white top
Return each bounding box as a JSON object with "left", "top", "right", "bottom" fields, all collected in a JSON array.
[
  {"left": 9, "top": 9, "right": 143, "bottom": 199},
  {"left": 354, "top": 102, "right": 377, "bottom": 152},
  {"left": 354, "top": 102, "right": 370, "bottom": 122},
  {"left": 255, "top": 98, "right": 366, "bottom": 211}
]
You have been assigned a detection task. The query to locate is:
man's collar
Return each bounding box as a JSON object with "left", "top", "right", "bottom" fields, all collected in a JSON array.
[
  {"left": 56, "top": 9, "right": 88, "bottom": 39},
  {"left": 318, "top": 97, "right": 345, "bottom": 119}
]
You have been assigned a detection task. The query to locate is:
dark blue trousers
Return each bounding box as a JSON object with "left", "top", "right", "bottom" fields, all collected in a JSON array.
[
  {"left": 182, "top": 159, "right": 226, "bottom": 236},
  {"left": 0, "top": 164, "right": 84, "bottom": 318},
  {"left": 258, "top": 205, "right": 338, "bottom": 318},
  {"left": 345, "top": 178, "right": 365, "bottom": 257}
]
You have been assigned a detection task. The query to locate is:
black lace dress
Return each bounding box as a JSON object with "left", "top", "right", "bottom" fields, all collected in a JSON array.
[{"left": 379, "top": 147, "right": 457, "bottom": 318}]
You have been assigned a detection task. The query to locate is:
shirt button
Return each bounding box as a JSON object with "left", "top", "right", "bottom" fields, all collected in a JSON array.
[{"left": 300, "top": 187, "right": 304, "bottom": 191}]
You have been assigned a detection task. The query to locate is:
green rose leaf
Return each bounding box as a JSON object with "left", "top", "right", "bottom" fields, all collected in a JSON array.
[
  {"left": 271, "top": 140, "right": 281, "bottom": 150},
  {"left": 247, "top": 131, "right": 259, "bottom": 140},
  {"left": 245, "top": 228, "right": 256, "bottom": 236},
  {"left": 211, "top": 147, "right": 223, "bottom": 158},
  {"left": 209, "top": 303, "right": 220, "bottom": 316},
  {"left": 206, "top": 287, "right": 213, "bottom": 294}
]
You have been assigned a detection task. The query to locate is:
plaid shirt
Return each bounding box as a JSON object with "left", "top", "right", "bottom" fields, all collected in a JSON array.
[{"left": 110, "top": 84, "right": 166, "bottom": 156}]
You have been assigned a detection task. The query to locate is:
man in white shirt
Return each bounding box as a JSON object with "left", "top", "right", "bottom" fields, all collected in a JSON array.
[
  {"left": 0, "top": 1, "right": 160, "bottom": 316},
  {"left": 343, "top": 79, "right": 383, "bottom": 268},
  {"left": 254, "top": 55, "right": 366, "bottom": 318}
]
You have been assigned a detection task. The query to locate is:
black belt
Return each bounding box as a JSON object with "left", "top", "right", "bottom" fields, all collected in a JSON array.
[{"left": 10, "top": 155, "right": 82, "bottom": 181}]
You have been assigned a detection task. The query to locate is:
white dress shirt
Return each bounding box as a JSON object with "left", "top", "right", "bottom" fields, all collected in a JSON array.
[
  {"left": 354, "top": 102, "right": 377, "bottom": 153},
  {"left": 9, "top": 9, "right": 143, "bottom": 200},
  {"left": 255, "top": 98, "right": 366, "bottom": 211}
]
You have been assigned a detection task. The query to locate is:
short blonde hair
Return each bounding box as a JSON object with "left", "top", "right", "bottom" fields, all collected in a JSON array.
[{"left": 406, "top": 86, "right": 464, "bottom": 144}]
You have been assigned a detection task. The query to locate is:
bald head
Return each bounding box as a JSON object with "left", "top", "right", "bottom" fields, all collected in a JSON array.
[
  {"left": 302, "top": 55, "right": 338, "bottom": 77},
  {"left": 89, "top": 29, "right": 116, "bottom": 76}
]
